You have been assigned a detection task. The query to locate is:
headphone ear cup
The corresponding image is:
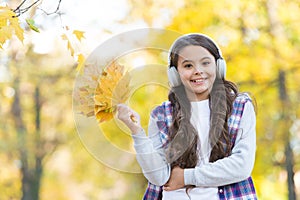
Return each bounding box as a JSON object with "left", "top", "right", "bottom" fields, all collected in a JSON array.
[
  {"left": 217, "top": 59, "right": 226, "bottom": 79},
  {"left": 167, "top": 67, "right": 182, "bottom": 87}
]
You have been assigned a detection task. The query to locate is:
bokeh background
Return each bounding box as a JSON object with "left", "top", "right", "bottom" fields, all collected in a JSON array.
[{"left": 1, "top": 0, "right": 300, "bottom": 199}]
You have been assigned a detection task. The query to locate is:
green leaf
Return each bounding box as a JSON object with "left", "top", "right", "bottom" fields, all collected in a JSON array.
[{"left": 26, "top": 19, "right": 40, "bottom": 33}]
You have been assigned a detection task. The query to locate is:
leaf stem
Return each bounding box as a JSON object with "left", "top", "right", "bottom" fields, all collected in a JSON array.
[{"left": 13, "top": 0, "right": 62, "bottom": 17}]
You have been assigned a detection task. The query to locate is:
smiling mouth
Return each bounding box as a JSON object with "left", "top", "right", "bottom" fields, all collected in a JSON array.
[{"left": 190, "top": 78, "right": 206, "bottom": 83}]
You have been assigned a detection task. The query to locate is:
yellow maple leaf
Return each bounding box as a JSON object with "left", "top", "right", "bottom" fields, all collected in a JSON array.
[
  {"left": 73, "top": 30, "right": 85, "bottom": 41},
  {"left": 95, "top": 110, "right": 114, "bottom": 123},
  {"left": 61, "top": 33, "right": 75, "bottom": 56},
  {"left": 0, "top": 26, "right": 12, "bottom": 45},
  {"left": 0, "top": 6, "right": 15, "bottom": 21},
  {"left": 0, "top": 6, "right": 24, "bottom": 47},
  {"left": 10, "top": 15, "right": 24, "bottom": 42},
  {"left": 61, "top": 33, "right": 68, "bottom": 40},
  {"left": 93, "top": 62, "right": 131, "bottom": 123},
  {"left": 75, "top": 61, "right": 131, "bottom": 124},
  {"left": 75, "top": 53, "right": 85, "bottom": 73},
  {"left": 68, "top": 41, "right": 75, "bottom": 56}
]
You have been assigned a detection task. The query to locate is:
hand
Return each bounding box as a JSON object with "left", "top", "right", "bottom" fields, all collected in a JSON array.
[
  {"left": 117, "top": 104, "right": 142, "bottom": 134},
  {"left": 163, "top": 166, "right": 185, "bottom": 191}
]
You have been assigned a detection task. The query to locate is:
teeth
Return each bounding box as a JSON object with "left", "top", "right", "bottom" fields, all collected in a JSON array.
[{"left": 192, "top": 79, "right": 204, "bottom": 82}]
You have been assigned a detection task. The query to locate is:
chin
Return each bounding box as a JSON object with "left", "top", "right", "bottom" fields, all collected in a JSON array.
[{"left": 193, "top": 87, "right": 208, "bottom": 93}]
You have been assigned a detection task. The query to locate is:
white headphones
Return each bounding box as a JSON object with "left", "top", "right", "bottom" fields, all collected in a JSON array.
[{"left": 167, "top": 34, "right": 227, "bottom": 88}]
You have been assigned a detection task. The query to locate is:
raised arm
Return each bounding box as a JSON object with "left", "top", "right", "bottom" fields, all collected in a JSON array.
[{"left": 117, "top": 104, "right": 170, "bottom": 186}]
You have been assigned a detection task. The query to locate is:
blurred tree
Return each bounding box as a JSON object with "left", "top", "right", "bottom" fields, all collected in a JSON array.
[
  {"left": 0, "top": 40, "right": 75, "bottom": 199},
  {"left": 264, "top": 0, "right": 296, "bottom": 198},
  {"left": 126, "top": 0, "right": 184, "bottom": 27}
]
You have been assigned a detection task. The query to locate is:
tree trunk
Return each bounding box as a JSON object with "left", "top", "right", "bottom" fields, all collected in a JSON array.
[
  {"left": 11, "top": 79, "right": 43, "bottom": 200},
  {"left": 33, "top": 86, "right": 43, "bottom": 200},
  {"left": 285, "top": 140, "right": 296, "bottom": 200},
  {"left": 11, "top": 78, "right": 32, "bottom": 200},
  {"left": 265, "top": 0, "right": 297, "bottom": 198},
  {"left": 278, "top": 70, "right": 296, "bottom": 200}
]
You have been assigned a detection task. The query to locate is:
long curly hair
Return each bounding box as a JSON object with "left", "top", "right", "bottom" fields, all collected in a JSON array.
[{"left": 165, "top": 34, "right": 238, "bottom": 195}]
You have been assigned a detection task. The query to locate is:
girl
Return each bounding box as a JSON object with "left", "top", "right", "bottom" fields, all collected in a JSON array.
[{"left": 117, "top": 33, "right": 257, "bottom": 200}]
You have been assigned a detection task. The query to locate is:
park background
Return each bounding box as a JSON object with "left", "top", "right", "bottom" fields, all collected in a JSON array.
[{"left": 0, "top": 0, "right": 300, "bottom": 199}]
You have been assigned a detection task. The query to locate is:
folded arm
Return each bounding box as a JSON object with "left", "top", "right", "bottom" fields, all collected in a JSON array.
[{"left": 184, "top": 101, "right": 256, "bottom": 187}]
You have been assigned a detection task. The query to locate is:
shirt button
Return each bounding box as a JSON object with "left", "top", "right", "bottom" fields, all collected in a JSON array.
[{"left": 219, "top": 189, "right": 223, "bottom": 193}]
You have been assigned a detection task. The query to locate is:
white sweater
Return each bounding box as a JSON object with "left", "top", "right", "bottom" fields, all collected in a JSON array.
[{"left": 132, "top": 100, "right": 256, "bottom": 199}]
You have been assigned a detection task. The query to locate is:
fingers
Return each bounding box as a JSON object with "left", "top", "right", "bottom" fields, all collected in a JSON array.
[
  {"left": 163, "top": 166, "right": 185, "bottom": 191},
  {"left": 163, "top": 181, "right": 169, "bottom": 191},
  {"left": 117, "top": 104, "right": 137, "bottom": 123},
  {"left": 116, "top": 104, "right": 129, "bottom": 120},
  {"left": 163, "top": 183, "right": 182, "bottom": 191},
  {"left": 163, "top": 186, "right": 170, "bottom": 191},
  {"left": 116, "top": 104, "right": 142, "bottom": 134},
  {"left": 163, "top": 183, "right": 173, "bottom": 191}
]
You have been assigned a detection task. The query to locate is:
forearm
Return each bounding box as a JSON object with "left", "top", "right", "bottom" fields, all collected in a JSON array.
[
  {"left": 133, "top": 130, "right": 170, "bottom": 186},
  {"left": 185, "top": 101, "right": 256, "bottom": 187},
  {"left": 117, "top": 103, "right": 171, "bottom": 185},
  {"left": 184, "top": 147, "right": 255, "bottom": 187}
]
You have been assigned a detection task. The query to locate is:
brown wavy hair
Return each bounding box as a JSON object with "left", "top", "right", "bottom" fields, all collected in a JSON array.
[{"left": 166, "top": 34, "right": 238, "bottom": 196}]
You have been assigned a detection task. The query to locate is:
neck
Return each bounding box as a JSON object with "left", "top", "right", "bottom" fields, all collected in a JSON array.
[{"left": 186, "top": 90, "right": 209, "bottom": 102}]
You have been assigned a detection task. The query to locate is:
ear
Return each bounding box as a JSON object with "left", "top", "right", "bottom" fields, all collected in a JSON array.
[{"left": 167, "top": 66, "right": 182, "bottom": 87}]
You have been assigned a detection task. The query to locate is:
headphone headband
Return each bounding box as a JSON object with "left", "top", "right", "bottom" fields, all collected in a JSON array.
[{"left": 168, "top": 33, "right": 224, "bottom": 66}]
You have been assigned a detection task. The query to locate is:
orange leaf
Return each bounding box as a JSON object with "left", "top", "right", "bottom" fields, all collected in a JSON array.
[{"left": 95, "top": 110, "right": 114, "bottom": 123}]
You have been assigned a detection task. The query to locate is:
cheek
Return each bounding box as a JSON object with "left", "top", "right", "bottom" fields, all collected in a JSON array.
[
  {"left": 208, "top": 66, "right": 217, "bottom": 77},
  {"left": 206, "top": 67, "right": 217, "bottom": 84},
  {"left": 179, "top": 71, "right": 192, "bottom": 81},
  {"left": 211, "top": 69, "right": 217, "bottom": 78}
]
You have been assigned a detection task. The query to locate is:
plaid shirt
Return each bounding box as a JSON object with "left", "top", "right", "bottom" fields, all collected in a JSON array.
[{"left": 142, "top": 94, "right": 257, "bottom": 200}]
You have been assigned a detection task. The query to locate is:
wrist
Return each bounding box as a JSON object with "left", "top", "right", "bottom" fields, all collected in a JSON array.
[
  {"left": 184, "top": 168, "right": 196, "bottom": 186},
  {"left": 129, "top": 124, "right": 143, "bottom": 135}
]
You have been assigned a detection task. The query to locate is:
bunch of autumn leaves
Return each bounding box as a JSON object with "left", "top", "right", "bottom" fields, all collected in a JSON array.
[{"left": 75, "top": 62, "right": 131, "bottom": 123}]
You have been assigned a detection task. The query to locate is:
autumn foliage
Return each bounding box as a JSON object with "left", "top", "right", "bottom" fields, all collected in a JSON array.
[
  {"left": 75, "top": 61, "right": 131, "bottom": 123},
  {"left": 0, "top": 6, "right": 24, "bottom": 48}
]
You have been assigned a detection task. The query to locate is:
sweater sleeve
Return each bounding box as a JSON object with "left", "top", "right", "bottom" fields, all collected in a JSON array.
[
  {"left": 184, "top": 101, "right": 256, "bottom": 187},
  {"left": 132, "top": 115, "right": 171, "bottom": 186}
]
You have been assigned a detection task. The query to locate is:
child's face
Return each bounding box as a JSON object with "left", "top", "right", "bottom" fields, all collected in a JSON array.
[{"left": 177, "top": 45, "right": 217, "bottom": 101}]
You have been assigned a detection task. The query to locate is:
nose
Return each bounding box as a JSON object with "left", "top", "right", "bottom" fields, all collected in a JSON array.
[{"left": 194, "top": 65, "right": 204, "bottom": 75}]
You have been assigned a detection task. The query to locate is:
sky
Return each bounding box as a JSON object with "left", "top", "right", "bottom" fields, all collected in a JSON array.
[
  {"left": 18, "top": 0, "right": 178, "bottom": 54},
  {"left": 0, "top": 0, "right": 184, "bottom": 57},
  {"left": 29, "top": 0, "right": 133, "bottom": 53},
  {"left": 0, "top": 0, "right": 184, "bottom": 85}
]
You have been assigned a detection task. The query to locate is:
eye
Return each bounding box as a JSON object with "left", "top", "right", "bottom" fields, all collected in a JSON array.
[
  {"left": 202, "top": 61, "right": 211, "bottom": 66},
  {"left": 184, "top": 64, "right": 193, "bottom": 68}
]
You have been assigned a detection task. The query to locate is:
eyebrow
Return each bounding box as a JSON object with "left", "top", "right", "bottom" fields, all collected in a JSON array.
[{"left": 181, "top": 56, "right": 212, "bottom": 64}]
